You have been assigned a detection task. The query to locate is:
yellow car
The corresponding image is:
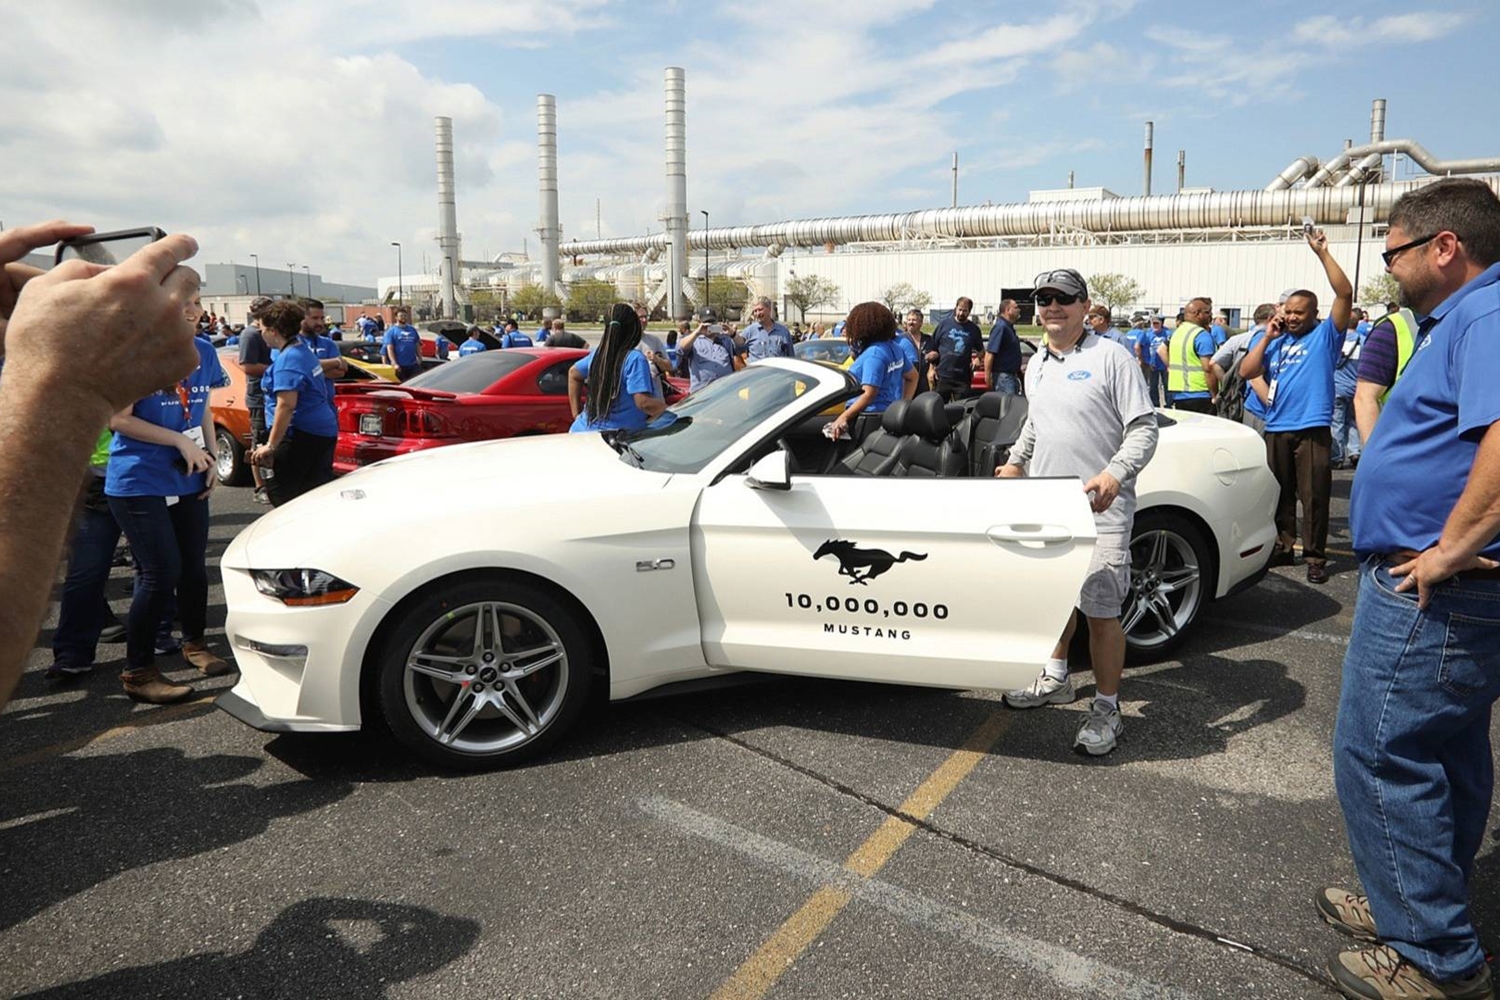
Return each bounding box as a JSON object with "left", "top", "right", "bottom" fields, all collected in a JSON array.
[{"left": 346, "top": 356, "right": 398, "bottom": 382}]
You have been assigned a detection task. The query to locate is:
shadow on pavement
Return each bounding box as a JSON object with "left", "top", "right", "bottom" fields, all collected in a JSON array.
[
  {"left": 16, "top": 897, "right": 480, "bottom": 999},
  {"left": 0, "top": 748, "right": 353, "bottom": 932},
  {"left": 1472, "top": 825, "right": 1500, "bottom": 953}
]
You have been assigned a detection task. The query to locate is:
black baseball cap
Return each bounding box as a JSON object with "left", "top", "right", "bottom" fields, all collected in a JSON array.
[
  {"left": 696, "top": 306, "right": 719, "bottom": 322},
  {"left": 1033, "top": 269, "right": 1088, "bottom": 299}
]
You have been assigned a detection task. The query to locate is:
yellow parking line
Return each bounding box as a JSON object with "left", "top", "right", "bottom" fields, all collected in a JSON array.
[
  {"left": 711, "top": 710, "right": 1011, "bottom": 1000},
  {"left": 0, "top": 696, "right": 216, "bottom": 774},
  {"left": 1326, "top": 547, "right": 1355, "bottom": 557}
]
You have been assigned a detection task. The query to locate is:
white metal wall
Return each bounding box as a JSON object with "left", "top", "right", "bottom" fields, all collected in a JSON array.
[{"left": 778, "top": 231, "right": 1385, "bottom": 320}]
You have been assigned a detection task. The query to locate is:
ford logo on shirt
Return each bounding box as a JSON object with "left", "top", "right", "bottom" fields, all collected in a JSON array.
[{"left": 1067, "top": 370, "right": 1092, "bottom": 381}]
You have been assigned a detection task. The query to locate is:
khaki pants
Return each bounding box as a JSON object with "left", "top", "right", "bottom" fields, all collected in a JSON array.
[{"left": 1266, "top": 426, "right": 1332, "bottom": 566}]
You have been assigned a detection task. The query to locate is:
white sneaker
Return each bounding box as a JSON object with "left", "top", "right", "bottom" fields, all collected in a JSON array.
[
  {"left": 1074, "top": 699, "right": 1123, "bottom": 756},
  {"left": 1002, "top": 672, "right": 1075, "bottom": 709}
]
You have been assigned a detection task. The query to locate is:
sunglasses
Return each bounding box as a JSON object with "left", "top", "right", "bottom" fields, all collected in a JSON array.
[
  {"left": 1034, "top": 292, "right": 1081, "bottom": 307},
  {"left": 1381, "top": 232, "right": 1448, "bottom": 267}
]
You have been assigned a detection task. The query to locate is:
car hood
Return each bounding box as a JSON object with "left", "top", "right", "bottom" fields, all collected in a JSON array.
[{"left": 224, "top": 432, "right": 671, "bottom": 568}]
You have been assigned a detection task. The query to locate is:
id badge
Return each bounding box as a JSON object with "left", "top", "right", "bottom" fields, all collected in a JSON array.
[
  {"left": 1265, "top": 379, "right": 1278, "bottom": 406},
  {"left": 184, "top": 426, "right": 206, "bottom": 450}
]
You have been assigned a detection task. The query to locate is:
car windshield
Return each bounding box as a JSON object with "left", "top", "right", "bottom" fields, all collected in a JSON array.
[
  {"left": 615, "top": 366, "right": 838, "bottom": 474},
  {"left": 403, "top": 352, "right": 535, "bottom": 393},
  {"left": 794, "top": 340, "right": 851, "bottom": 365}
]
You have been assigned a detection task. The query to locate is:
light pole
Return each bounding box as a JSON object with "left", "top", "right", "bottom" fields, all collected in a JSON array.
[
  {"left": 302, "top": 265, "right": 312, "bottom": 298},
  {"left": 700, "top": 210, "right": 709, "bottom": 316},
  {"left": 390, "top": 242, "right": 403, "bottom": 308},
  {"left": 249, "top": 253, "right": 261, "bottom": 294},
  {"left": 286, "top": 262, "right": 296, "bottom": 297}
]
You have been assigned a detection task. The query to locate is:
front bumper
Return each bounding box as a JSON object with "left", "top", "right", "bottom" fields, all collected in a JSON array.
[{"left": 216, "top": 688, "right": 356, "bottom": 733}]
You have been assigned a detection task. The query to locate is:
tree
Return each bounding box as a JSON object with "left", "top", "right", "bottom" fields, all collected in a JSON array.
[
  {"left": 510, "top": 283, "right": 562, "bottom": 321},
  {"left": 879, "top": 282, "right": 932, "bottom": 315},
  {"left": 1087, "top": 273, "right": 1144, "bottom": 313},
  {"left": 1359, "top": 273, "right": 1400, "bottom": 309},
  {"left": 564, "top": 278, "right": 617, "bottom": 322},
  {"left": 784, "top": 274, "right": 841, "bottom": 320},
  {"left": 704, "top": 275, "right": 748, "bottom": 317}
]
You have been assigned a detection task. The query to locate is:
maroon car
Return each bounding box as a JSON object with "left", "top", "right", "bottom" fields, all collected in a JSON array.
[{"left": 334, "top": 347, "right": 683, "bottom": 474}]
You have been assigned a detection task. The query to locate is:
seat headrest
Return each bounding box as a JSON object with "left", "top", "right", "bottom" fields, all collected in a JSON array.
[
  {"left": 880, "top": 399, "right": 908, "bottom": 433},
  {"left": 976, "top": 392, "right": 1005, "bottom": 419},
  {"left": 903, "top": 392, "right": 951, "bottom": 441}
]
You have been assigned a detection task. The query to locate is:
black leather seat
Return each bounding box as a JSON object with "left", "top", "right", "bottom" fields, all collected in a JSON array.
[
  {"left": 966, "top": 393, "right": 1030, "bottom": 476},
  {"left": 891, "top": 392, "right": 967, "bottom": 478},
  {"left": 840, "top": 400, "right": 908, "bottom": 476}
]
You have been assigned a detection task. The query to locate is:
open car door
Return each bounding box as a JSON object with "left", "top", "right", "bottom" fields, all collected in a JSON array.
[{"left": 691, "top": 456, "right": 1097, "bottom": 692}]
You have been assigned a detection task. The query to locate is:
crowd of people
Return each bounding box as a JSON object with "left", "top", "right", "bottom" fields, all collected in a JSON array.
[{"left": 1, "top": 176, "right": 1498, "bottom": 1000}]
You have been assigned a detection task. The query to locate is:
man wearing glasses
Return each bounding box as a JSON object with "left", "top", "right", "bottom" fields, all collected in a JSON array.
[
  {"left": 1238, "top": 227, "right": 1353, "bottom": 585},
  {"left": 1318, "top": 177, "right": 1500, "bottom": 1000},
  {"left": 996, "top": 269, "right": 1158, "bottom": 756}
]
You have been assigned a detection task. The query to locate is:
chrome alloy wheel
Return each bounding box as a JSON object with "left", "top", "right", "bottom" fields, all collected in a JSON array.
[
  {"left": 1122, "top": 527, "right": 1204, "bottom": 651},
  {"left": 402, "top": 601, "right": 569, "bottom": 755}
]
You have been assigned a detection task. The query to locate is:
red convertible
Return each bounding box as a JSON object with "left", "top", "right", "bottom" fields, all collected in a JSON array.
[{"left": 333, "top": 347, "right": 684, "bottom": 474}]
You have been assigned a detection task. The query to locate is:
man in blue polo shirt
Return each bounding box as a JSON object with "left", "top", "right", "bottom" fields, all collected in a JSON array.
[
  {"left": 459, "top": 327, "right": 488, "bottom": 357},
  {"left": 741, "top": 296, "right": 794, "bottom": 361},
  {"left": 1144, "top": 315, "right": 1168, "bottom": 406},
  {"left": 297, "top": 299, "right": 347, "bottom": 416},
  {"left": 983, "top": 298, "right": 1023, "bottom": 395},
  {"left": 1320, "top": 178, "right": 1500, "bottom": 1000},
  {"left": 382, "top": 306, "right": 423, "bottom": 380},
  {"left": 1239, "top": 229, "right": 1353, "bottom": 584},
  {"left": 498, "top": 319, "right": 532, "bottom": 348}
]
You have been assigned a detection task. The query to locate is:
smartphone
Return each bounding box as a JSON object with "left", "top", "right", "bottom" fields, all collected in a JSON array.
[
  {"left": 1301, "top": 216, "right": 1315, "bottom": 235},
  {"left": 55, "top": 227, "right": 166, "bottom": 266},
  {"left": 708, "top": 323, "right": 725, "bottom": 336}
]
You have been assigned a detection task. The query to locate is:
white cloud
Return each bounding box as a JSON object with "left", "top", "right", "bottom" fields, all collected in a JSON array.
[{"left": 1294, "top": 10, "right": 1468, "bottom": 45}]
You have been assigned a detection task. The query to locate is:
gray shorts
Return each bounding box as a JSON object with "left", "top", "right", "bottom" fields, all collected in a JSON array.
[{"left": 1079, "top": 532, "right": 1131, "bottom": 619}]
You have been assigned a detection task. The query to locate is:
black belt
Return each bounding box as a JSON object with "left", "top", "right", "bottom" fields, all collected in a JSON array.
[{"left": 1381, "top": 550, "right": 1500, "bottom": 581}]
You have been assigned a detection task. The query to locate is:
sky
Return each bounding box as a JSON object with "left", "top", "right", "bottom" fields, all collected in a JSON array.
[{"left": 4, "top": 0, "right": 1497, "bottom": 286}]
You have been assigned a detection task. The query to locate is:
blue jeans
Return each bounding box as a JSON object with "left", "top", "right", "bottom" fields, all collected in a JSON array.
[
  {"left": 1333, "top": 556, "right": 1500, "bottom": 981},
  {"left": 1145, "top": 368, "right": 1166, "bottom": 407},
  {"left": 52, "top": 490, "right": 122, "bottom": 668},
  {"left": 992, "top": 372, "right": 1021, "bottom": 396},
  {"left": 1331, "top": 394, "right": 1360, "bottom": 464},
  {"left": 107, "top": 495, "right": 210, "bottom": 672}
]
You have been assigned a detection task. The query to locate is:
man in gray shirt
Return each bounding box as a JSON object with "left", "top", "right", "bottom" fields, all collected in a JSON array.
[
  {"left": 741, "top": 296, "right": 794, "bottom": 361},
  {"left": 997, "top": 268, "right": 1158, "bottom": 756},
  {"left": 633, "top": 301, "right": 674, "bottom": 398}
]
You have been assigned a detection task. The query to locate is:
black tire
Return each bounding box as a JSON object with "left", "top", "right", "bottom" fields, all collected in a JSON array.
[
  {"left": 1122, "top": 511, "right": 1213, "bottom": 662},
  {"left": 215, "top": 425, "right": 250, "bottom": 487},
  {"left": 375, "top": 577, "right": 593, "bottom": 770}
]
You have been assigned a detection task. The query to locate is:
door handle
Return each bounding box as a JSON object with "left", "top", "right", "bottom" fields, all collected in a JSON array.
[{"left": 988, "top": 524, "right": 1075, "bottom": 544}]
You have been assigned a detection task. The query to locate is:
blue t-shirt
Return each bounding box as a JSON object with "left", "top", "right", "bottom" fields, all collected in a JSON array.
[
  {"left": 262, "top": 340, "right": 338, "bottom": 437},
  {"left": 742, "top": 321, "right": 794, "bottom": 361},
  {"left": 931, "top": 316, "right": 985, "bottom": 385},
  {"left": 1147, "top": 328, "right": 1168, "bottom": 371},
  {"left": 1169, "top": 327, "right": 1220, "bottom": 400},
  {"left": 500, "top": 331, "right": 534, "bottom": 348},
  {"left": 535, "top": 326, "right": 549, "bottom": 343},
  {"left": 985, "top": 318, "right": 1021, "bottom": 374},
  {"left": 684, "top": 332, "right": 741, "bottom": 391},
  {"left": 569, "top": 349, "right": 656, "bottom": 432},
  {"left": 106, "top": 339, "right": 228, "bottom": 498},
  {"left": 459, "top": 339, "right": 487, "bottom": 357},
  {"left": 1210, "top": 324, "right": 1230, "bottom": 349},
  {"left": 1350, "top": 263, "right": 1500, "bottom": 558},
  {"left": 382, "top": 324, "right": 422, "bottom": 367},
  {"left": 1122, "top": 328, "right": 1149, "bottom": 366},
  {"left": 300, "top": 332, "right": 341, "bottom": 412},
  {"left": 1240, "top": 327, "right": 1269, "bottom": 420},
  {"left": 224, "top": 335, "right": 240, "bottom": 346},
  {"left": 1255, "top": 316, "right": 1341, "bottom": 432},
  {"left": 895, "top": 335, "right": 921, "bottom": 375},
  {"left": 848, "top": 340, "right": 912, "bottom": 414},
  {"left": 1333, "top": 326, "right": 1366, "bottom": 398},
  {"left": 434, "top": 337, "right": 450, "bottom": 361}
]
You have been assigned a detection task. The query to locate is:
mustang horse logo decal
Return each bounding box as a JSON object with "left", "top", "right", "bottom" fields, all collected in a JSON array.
[{"left": 813, "top": 539, "right": 928, "bottom": 585}]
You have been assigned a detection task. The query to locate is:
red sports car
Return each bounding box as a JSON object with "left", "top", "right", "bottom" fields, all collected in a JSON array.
[{"left": 333, "top": 347, "right": 684, "bottom": 474}]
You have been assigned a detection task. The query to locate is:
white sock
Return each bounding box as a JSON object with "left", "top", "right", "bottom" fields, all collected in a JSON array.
[
  {"left": 1094, "top": 692, "right": 1119, "bottom": 710},
  {"left": 1043, "top": 658, "right": 1069, "bottom": 682}
]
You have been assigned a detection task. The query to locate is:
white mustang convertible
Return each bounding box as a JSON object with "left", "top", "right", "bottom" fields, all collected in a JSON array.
[{"left": 218, "top": 359, "right": 1277, "bottom": 768}]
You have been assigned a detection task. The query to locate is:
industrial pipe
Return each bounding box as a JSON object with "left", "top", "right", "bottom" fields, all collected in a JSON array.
[
  {"left": 664, "top": 68, "right": 689, "bottom": 321},
  {"left": 1265, "top": 156, "right": 1320, "bottom": 191},
  {"left": 434, "top": 116, "right": 460, "bottom": 318},
  {"left": 1143, "top": 121, "right": 1153, "bottom": 197},
  {"left": 536, "top": 95, "right": 561, "bottom": 298},
  {"left": 1306, "top": 139, "right": 1500, "bottom": 188}
]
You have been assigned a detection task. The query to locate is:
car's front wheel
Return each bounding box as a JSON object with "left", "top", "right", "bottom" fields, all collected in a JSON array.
[
  {"left": 1122, "top": 511, "right": 1211, "bottom": 661},
  {"left": 375, "top": 578, "right": 593, "bottom": 769},
  {"left": 215, "top": 425, "right": 250, "bottom": 486}
]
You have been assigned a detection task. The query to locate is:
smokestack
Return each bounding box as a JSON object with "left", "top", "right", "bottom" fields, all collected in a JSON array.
[
  {"left": 536, "top": 95, "right": 561, "bottom": 300},
  {"left": 1067, "top": 169, "right": 1075, "bottom": 189},
  {"left": 434, "top": 116, "right": 460, "bottom": 319},
  {"left": 664, "top": 68, "right": 689, "bottom": 321},
  {"left": 1370, "top": 98, "right": 1387, "bottom": 144},
  {"left": 951, "top": 152, "right": 959, "bottom": 207},
  {"left": 1176, "top": 150, "right": 1185, "bottom": 193},
  {"left": 1143, "top": 121, "right": 1154, "bottom": 196}
]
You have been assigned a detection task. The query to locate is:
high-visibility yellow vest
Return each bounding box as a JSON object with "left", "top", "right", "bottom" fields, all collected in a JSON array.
[
  {"left": 1377, "top": 308, "right": 1419, "bottom": 406},
  {"left": 1167, "top": 322, "right": 1210, "bottom": 394}
]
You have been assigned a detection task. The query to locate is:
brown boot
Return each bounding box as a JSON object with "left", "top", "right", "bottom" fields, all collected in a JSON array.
[
  {"left": 181, "top": 641, "right": 229, "bottom": 677},
  {"left": 121, "top": 667, "right": 194, "bottom": 704}
]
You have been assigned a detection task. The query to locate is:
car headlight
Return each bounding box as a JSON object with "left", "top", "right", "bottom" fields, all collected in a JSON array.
[{"left": 250, "top": 569, "right": 359, "bottom": 606}]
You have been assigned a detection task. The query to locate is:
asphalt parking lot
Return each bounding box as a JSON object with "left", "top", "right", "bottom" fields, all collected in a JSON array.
[{"left": 3, "top": 470, "right": 1496, "bottom": 999}]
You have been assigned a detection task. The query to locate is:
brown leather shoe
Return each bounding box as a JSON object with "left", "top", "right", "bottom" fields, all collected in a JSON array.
[
  {"left": 1307, "top": 562, "right": 1330, "bottom": 585},
  {"left": 181, "top": 641, "right": 229, "bottom": 676},
  {"left": 121, "top": 667, "right": 193, "bottom": 704}
]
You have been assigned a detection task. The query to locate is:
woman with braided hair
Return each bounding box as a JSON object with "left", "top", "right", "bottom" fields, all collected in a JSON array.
[{"left": 567, "top": 302, "right": 667, "bottom": 432}]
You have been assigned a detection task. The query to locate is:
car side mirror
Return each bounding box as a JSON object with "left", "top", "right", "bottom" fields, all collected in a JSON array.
[{"left": 745, "top": 448, "right": 792, "bottom": 491}]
